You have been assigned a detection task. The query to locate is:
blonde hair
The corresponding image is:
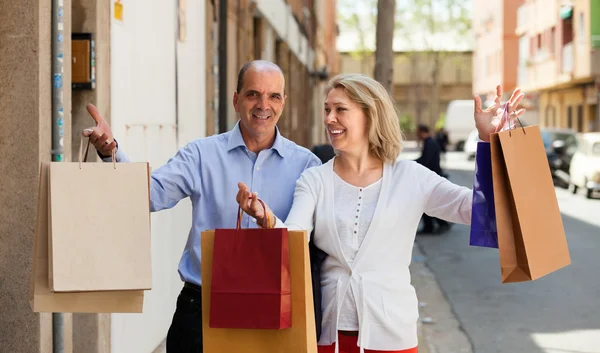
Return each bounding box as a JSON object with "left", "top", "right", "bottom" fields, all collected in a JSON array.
[{"left": 325, "top": 74, "right": 404, "bottom": 163}]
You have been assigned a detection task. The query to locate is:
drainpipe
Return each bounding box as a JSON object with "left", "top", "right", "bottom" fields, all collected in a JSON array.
[
  {"left": 218, "top": 0, "right": 228, "bottom": 133},
  {"left": 51, "top": 0, "right": 65, "bottom": 350},
  {"left": 211, "top": 0, "right": 219, "bottom": 135}
]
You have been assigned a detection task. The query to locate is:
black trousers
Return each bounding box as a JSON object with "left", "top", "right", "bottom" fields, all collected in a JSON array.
[
  {"left": 166, "top": 283, "right": 203, "bottom": 353},
  {"left": 422, "top": 214, "right": 448, "bottom": 232}
]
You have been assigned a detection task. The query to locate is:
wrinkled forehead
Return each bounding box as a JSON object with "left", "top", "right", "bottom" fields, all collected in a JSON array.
[{"left": 242, "top": 67, "right": 285, "bottom": 94}]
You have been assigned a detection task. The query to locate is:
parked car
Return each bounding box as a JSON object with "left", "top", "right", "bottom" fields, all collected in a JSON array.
[
  {"left": 569, "top": 132, "right": 600, "bottom": 199},
  {"left": 541, "top": 128, "right": 578, "bottom": 188},
  {"left": 464, "top": 129, "right": 479, "bottom": 160}
]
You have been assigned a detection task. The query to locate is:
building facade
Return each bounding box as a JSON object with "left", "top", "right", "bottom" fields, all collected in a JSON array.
[
  {"left": 339, "top": 51, "right": 473, "bottom": 137},
  {"left": 516, "top": 0, "right": 600, "bottom": 132},
  {"left": 0, "top": 1, "right": 338, "bottom": 352},
  {"left": 472, "top": 0, "right": 525, "bottom": 102}
]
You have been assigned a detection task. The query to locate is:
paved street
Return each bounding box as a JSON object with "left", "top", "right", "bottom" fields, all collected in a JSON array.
[{"left": 403, "top": 147, "right": 600, "bottom": 353}]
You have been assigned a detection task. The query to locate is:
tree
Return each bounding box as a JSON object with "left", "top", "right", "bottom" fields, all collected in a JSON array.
[
  {"left": 397, "top": 0, "right": 471, "bottom": 128},
  {"left": 374, "top": 0, "right": 397, "bottom": 93},
  {"left": 337, "top": 0, "right": 377, "bottom": 73}
]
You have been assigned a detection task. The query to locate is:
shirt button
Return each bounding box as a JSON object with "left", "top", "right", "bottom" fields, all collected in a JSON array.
[
  {"left": 252, "top": 218, "right": 257, "bottom": 223},
  {"left": 256, "top": 167, "right": 260, "bottom": 171}
]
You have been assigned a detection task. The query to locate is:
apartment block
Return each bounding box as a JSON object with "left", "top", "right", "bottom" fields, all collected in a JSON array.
[{"left": 516, "top": 0, "right": 600, "bottom": 132}]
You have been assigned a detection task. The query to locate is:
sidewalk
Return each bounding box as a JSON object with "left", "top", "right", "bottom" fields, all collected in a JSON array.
[{"left": 411, "top": 244, "right": 472, "bottom": 353}]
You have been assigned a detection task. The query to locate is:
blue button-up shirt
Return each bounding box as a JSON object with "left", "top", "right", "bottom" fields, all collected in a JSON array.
[{"left": 110, "top": 122, "right": 321, "bottom": 286}]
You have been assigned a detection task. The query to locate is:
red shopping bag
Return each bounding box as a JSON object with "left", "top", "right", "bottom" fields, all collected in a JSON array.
[{"left": 209, "top": 202, "right": 291, "bottom": 329}]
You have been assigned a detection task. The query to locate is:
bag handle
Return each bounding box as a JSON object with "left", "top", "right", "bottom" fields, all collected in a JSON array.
[
  {"left": 78, "top": 133, "right": 116, "bottom": 169},
  {"left": 237, "top": 198, "right": 271, "bottom": 229},
  {"left": 494, "top": 102, "right": 526, "bottom": 136}
]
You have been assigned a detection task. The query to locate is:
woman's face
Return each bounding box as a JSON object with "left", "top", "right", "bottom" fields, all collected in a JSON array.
[{"left": 324, "top": 88, "right": 369, "bottom": 154}]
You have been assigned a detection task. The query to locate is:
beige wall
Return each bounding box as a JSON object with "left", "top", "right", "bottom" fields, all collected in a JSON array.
[
  {"left": 339, "top": 51, "right": 473, "bottom": 131},
  {"left": 0, "top": 0, "right": 56, "bottom": 352},
  {"left": 541, "top": 86, "right": 596, "bottom": 132}
]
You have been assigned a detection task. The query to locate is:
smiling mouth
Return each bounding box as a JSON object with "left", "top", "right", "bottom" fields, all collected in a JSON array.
[
  {"left": 252, "top": 113, "right": 270, "bottom": 120},
  {"left": 328, "top": 128, "right": 346, "bottom": 137}
]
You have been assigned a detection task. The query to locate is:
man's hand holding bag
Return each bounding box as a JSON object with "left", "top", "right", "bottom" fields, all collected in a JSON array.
[{"left": 210, "top": 201, "right": 292, "bottom": 329}]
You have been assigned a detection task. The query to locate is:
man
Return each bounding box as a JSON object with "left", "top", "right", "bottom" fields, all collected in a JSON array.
[
  {"left": 415, "top": 124, "right": 450, "bottom": 234},
  {"left": 83, "top": 60, "right": 321, "bottom": 353},
  {"left": 434, "top": 127, "right": 449, "bottom": 168}
]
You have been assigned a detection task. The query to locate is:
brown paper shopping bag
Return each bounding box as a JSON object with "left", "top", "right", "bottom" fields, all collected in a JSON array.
[
  {"left": 201, "top": 230, "right": 317, "bottom": 353},
  {"left": 47, "top": 139, "right": 153, "bottom": 292},
  {"left": 30, "top": 162, "right": 145, "bottom": 313},
  {"left": 490, "top": 125, "right": 571, "bottom": 283}
]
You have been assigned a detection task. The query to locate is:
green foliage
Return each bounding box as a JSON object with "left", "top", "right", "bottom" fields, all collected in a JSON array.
[
  {"left": 435, "top": 112, "right": 446, "bottom": 130},
  {"left": 337, "top": 0, "right": 378, "bottom": 56},
  {"left": 399, "top": 113, "right": 415, "bottom": 133}
]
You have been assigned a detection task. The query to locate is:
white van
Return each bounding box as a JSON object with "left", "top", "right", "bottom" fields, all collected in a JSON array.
[{"left": 445, "top": 100, "right": 477, "bottom": 151}]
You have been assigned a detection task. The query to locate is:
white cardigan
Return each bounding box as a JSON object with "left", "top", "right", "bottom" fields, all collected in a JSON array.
[{"left": 275, "top": 157, "right": 472, "bottom": 351}]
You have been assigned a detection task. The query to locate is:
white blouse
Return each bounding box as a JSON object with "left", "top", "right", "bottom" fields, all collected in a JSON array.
[
  {"left": 274, "top": 158, "right": 472, "bottom": 351},
  {"left": 333, "top": 173, "right": 382, "bottom": 331}
]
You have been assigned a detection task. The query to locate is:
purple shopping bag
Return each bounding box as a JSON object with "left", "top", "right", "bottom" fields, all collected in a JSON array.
[{"left": 469, "top": 141, "right": 498, "bottom": 248}]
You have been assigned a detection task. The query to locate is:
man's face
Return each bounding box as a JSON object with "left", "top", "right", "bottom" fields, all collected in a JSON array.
[{"left": 233, "top": 68, "right": 286, "bottom": 139}]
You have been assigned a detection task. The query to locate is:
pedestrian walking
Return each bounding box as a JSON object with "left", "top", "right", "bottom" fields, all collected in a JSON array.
[{"left": 415, "top": 124, "right": 451, "bottom": 234}]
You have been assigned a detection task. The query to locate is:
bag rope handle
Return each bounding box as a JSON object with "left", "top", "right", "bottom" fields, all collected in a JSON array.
[{"left": 236, "top": 198, "right": 272, "bottom": 229}]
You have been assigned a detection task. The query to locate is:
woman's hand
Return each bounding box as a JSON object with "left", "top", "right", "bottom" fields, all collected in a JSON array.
[
  {"left": 236, "top": 182, "right": 274, "bottom": 228},
  {"left": 473, "top": 85, "right": 527, "bottom": 142}
]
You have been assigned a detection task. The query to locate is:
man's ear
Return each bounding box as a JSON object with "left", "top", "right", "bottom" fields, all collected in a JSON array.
[
  {"left": 233, "top": 91, "right": 239, "bottom": 113},
  {"left": 282, "top": 94, "right": 288, "bottom": 107}
]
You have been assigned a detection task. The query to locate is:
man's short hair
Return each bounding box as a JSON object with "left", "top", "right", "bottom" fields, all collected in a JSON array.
[
  {"left": 417, "top": 124, "right": 430, "bottom": 134},
  {"left": 236, "top": 60, "right": 285, "bottom": 93}
]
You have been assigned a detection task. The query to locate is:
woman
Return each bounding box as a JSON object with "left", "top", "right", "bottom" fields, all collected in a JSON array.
[{"left": 236, "top": 74, "right": 525, "bottom": 353}]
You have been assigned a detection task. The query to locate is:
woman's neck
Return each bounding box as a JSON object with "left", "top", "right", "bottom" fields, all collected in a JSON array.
[{"left": 335, "top": 150, "right": 382, "bottom": 175}]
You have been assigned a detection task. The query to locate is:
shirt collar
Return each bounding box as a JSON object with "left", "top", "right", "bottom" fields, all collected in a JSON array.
[{"left": 227, "top": 121, "right": 287, "bottom": 158}]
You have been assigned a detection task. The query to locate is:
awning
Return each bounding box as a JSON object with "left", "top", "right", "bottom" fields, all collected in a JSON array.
[{"left": 560, "top": 6, "right": 573, "bottom": 20}]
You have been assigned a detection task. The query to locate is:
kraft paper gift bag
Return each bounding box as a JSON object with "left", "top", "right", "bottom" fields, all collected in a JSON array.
[
  {"left": 30, "top": 161, "right": 145, "bottom": 313},
  {"left": 490, "top": 125, "right": 571, "bottom": 283},
  {"left": 210, "top": 207, "right": 291, "bottom": 329},
  {"left": 46, "top": 138, "right": 153, "bottom": 292},
  {"left": 469, "top": 141, "right": 499, "bottom": 248},
  {"left": 202, "top": 229, "right": 318, "bottom": 353}
]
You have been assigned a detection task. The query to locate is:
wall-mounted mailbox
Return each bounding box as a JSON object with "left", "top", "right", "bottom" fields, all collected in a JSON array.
[{"left": 72, "top": 33, "right": 95, "bottom": 90}]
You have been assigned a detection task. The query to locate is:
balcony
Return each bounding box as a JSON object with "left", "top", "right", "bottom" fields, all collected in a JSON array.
[
  {"left": 518, "top": 65, "right": 528, "bottom": 87},
  {"left": 562, "top": 42, "right": 574, "bottom": 73},
  {"left": 516, "top": 4, "right": 529, "bottom": 36}
]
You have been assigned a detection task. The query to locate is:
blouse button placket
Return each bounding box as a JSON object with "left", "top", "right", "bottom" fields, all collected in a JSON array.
[{"left": 353, "top": 188, "right": 363, "bottom": 248}]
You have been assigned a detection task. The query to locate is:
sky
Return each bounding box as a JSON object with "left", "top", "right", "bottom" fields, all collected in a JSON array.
[{"left": 336, "top": 0, "right": 474, "bottom": 52}]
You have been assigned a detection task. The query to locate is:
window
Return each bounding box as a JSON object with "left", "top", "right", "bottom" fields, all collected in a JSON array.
[
  {"left": 577, "top": 105, "right": 583, "bottom": 132},
  {"left": 579, "top": 13, "right": 585, "bottom": 43},
  {"left": 550, "top": 27, "right": 556, "bottom": 54}
]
